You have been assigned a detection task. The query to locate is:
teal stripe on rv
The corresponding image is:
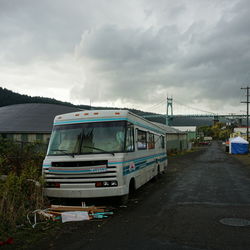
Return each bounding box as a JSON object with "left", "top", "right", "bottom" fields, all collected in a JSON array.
[
  {"left": 122, "top": 157, "right": 164, "bottom": 176},
  {"left": 109, "top": 152, "right": 166, "bottom": 166},
  {"left": 54, "top": 117, "right": 127, "bottom": 125}
]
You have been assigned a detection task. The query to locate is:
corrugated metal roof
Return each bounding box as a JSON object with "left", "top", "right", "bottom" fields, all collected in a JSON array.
[
  {"left": 173, "top": 126, "right": 197, "bottom": 132},
  {"left": 152, "top": 122, "right": 185, "bottom": 134},
  {"left": 0, "top": 103, "right": 81, "bottom": 133}
]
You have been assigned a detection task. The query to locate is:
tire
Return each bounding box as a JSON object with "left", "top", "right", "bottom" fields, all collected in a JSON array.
[
  {"left": 153, "top": 165, "right": 161, "bottom": 181},
  {"left": 118, "top": 179, "right": 135, "bottom": 205}
]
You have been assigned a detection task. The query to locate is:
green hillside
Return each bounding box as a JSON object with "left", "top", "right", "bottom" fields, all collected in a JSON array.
[
  {"left": 0, "top": 87, "right": 76, "bottom": 107},
  {"left": 0, "top": 87, "right": 216, "bottom": 126},
  {"left": 0, "top": 87, "right": 158, "bottom": 117}
]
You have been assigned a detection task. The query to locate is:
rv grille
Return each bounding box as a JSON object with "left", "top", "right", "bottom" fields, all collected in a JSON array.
[
  {"left": 44, "top": 160, "right": 117, "bottom": 186},
  {"left": 51, "top": 160, "right": 107, "bottom": 167}
]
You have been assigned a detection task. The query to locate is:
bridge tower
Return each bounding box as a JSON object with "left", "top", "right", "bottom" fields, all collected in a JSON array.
[{"left": 166, "top": 97, "right": 173, "bottom": 126}]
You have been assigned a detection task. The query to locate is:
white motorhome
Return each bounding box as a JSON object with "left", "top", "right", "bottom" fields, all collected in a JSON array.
[{"left": 42, "top": 110, "right": 167, "bottom": 199}]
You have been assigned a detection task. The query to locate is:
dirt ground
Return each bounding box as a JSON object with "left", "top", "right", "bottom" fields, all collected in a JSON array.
[
  {"left": 4, "top": 142, "right": 250, "bottom": 250},
  {"left": 233, "top": 153, "right": 250, "bottom": 168}
]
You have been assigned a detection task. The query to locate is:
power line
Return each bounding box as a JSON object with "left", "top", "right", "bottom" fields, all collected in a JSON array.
[
  {"left": 144, "top": 96, "right": 218, "bottom": 115},
  {"left": 145, "top": 98, "right": 166, "bottom": 112},
  {"left": 241, "top": 86, "right": 250, "bottom": 142}
]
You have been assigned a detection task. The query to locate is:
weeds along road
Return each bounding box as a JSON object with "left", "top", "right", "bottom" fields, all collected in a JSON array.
[{"left": 35, "top": 142, "right": 250, "bottom": 250}]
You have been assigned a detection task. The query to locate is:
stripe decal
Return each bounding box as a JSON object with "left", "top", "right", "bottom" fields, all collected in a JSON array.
[
  {"left": 109, "top": 152, "right": 167, "bottom": 165},
  {"left": 48, "top": 168, "right": 107, "bottom": 173},
  {"left": 43, "top": 164, "right": 51, "bottom": 168},
  {"left": 43, "top": 153, "right": 167, "bottom": 175},
  {"left": 54, "top": 117, "right": 165, "bottom": 134},
  {"left": 122, "top": 157, "right": 164, "bottom": 176},
  {"left": 54, "top": 117, "right": 128, "bottom": 125},
  {"left": 45, "top": 156, "right": 165, "bottom": 175}
]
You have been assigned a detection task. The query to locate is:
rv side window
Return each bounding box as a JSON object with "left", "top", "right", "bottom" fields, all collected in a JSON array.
[
  {"left": 148, "top": 133, "right": 155, "bottom": 149},
  {"left": 137, "top": 129, "right": 147, "bottom": 150},
  {"left": 125, "top": 124, "right": 134, "bottom": 152},
  {"left": 161, "top": 136, "right": 165, "bottom": 149},
  {"left": 154, "top": 135, "right": 160, "bottom": 149}
]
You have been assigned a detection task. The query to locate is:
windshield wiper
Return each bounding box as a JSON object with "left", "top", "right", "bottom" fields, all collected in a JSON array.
[
  {"left": 50, "top": 149, "right": 75, "bottom": 158},
  {"left": 82, "top": 146, "right": 115, "bottom": 156}
]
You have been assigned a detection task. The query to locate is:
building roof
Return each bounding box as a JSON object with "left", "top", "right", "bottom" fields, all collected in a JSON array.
[
  {"left": 0, "top": 103, "right": 81, "bottom": 133},
  {"left": 234, "top": 127, "right": 250, "bottom": 133},
  {"left": 153, "top": 122, "right": 185, "bottom": 134},
  {"left": 173, "top": 126, "right": 197, "bottom": 132}
]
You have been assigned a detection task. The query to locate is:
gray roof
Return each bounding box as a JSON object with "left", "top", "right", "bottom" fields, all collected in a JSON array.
[
  {"left": 173, "top": 126, "right": 197, "bottom": 132},
  {"left": 0, "top": 103, "right": 81, "bottom": 133},
  {"left": 153, "top": 122, "right": 186, "bottom": 134}
]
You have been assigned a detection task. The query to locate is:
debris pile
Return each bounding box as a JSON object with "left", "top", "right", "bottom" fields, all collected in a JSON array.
[{"left": 27, "top": 204, "right": 114, "bottom": 228}]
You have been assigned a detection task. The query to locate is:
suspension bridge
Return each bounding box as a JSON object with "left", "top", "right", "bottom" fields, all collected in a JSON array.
[{"left": 141, "top": 98, "right": 247, "bottom": 126}]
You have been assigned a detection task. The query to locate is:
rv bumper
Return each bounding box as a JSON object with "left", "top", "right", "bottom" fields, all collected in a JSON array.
[{"left": 44, "top": 185, "right": 128, "bottom": 198}]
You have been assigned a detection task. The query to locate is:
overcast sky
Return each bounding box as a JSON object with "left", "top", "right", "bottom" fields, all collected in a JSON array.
[{"left": 0, "top": 0, "right": 249, "bottom": 114}]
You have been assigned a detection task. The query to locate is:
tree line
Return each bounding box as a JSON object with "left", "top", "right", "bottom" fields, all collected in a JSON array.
[{"left": 198, "top": 122, "right": 233, "bottom": 140}]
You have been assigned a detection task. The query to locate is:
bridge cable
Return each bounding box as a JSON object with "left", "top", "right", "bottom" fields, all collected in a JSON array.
[{"left": 174, "top": 99, "right": 216, "bottom": 115}]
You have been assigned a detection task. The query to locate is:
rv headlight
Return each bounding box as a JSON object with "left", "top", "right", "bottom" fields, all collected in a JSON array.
[
  {"left": 103, "top": 181, "right": 110, "bottom": 187},
  {"left": 110, "top": 181, "right": 118, "bottom": 186}
]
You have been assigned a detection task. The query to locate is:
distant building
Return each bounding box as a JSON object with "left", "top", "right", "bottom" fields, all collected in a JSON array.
[
  {"left": 153, "top": 123, "right": 189, "bottom": 152},
  {"left": 173, "top": 126, "right": 197, "bottom": 141},
  {"left": 0, "top": 103, "right": 80, "bottom": 144},
  {"left": 231, "top": 127, "right": 250, "bottom": 140}
]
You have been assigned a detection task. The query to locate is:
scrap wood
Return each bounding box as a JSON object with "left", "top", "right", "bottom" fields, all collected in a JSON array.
[
  {"left": 47, "top": 205, "right": 114, "bottom": 221},
  {"left": 51, "top": 205, "right": 107, "bottom": 209},
  {"left": 27, "top": 205, "right": 114, "bottom": 228},
  {"left": 50, "top": 204, "right": 115, "bottom": 211},
  {"left": 37, "top": 210, "right": 54, "bottom": 219},
  {"left": 49, "top": 205, "right": 105, "bottom": 213},
  {"left": 49, "top": 207, "right": 105, "bottom": 213},
  {"left": 46, "top": 211, "right": 62, "bottom": 215},
  {"left": 46, "top": 210, "right": 91, "bottom": 220},
  {"left": 27, "top": 209, "right": 53, "bottom": 228},
  {"left": 47, "top": 208, "right": 114, "bottom": 220},
  {"left": 45, "top": 211, "right": 64, "bottom": 221}
]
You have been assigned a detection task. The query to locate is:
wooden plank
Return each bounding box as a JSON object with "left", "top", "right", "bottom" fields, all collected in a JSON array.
[
  {"left": 49, "top": 207, "right": 105, "bottom": 213},
  {"left": 51, "top": 205, "right": 106, "bottom": 209}
]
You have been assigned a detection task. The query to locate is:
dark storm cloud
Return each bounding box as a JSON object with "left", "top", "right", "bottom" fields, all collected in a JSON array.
[
  {"left": 72, "top": 0, "right": 250, "bottom": 111},
  {"left": 78, "top": 25, "right": 180, "bottom": 70},
  {"left": 0, "top": 0, "right": 249, "bottom": 113},
  {"left": 179, "top": 0, "right": 250, "bottom": 102},
  {"left": 0, "top": 0, "right": 94, "bottom": 63},
  {"left": 74, "top": 24, "right": 182, "bottom": 103}
]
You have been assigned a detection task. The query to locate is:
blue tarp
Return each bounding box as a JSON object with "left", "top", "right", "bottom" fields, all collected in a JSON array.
[{"left": 231, "top": 142, "right": 249, "bottom": 154}]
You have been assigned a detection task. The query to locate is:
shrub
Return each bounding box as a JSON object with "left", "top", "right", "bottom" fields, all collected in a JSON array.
[
  {"left": 0, "top": 140, "right": 46, "bottom": 238},
  {"left": 0, "top": 139, "right": 45, "bottom": 175}
]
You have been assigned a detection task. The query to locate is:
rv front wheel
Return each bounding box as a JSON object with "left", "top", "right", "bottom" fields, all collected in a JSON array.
[{"left": 118, "top": 178, "right": 135, "bottom": 205}]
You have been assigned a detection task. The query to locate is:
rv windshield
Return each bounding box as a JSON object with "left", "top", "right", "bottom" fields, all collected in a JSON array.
[{"left": 47, "top": 121, "right": 126, "bottom": 156}]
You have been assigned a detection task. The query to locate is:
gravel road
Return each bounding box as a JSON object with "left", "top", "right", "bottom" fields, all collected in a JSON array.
[{"left": 34, "top": 142, "right": 250, "bottom": 250}]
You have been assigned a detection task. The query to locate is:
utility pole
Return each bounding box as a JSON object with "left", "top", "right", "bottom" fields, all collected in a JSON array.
[{"left": 241, "top": 87, "right": 250, "bottom": 142}]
